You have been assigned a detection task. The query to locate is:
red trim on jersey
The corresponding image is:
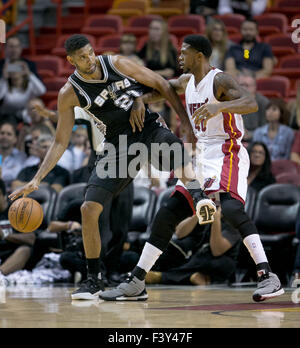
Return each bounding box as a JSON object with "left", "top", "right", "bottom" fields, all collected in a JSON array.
[
  {"left": 172, "top": 185, "right": 195, "bottom": 215},
  {"left": 220, "top": 113, "right": 241, "bottom": 200}
]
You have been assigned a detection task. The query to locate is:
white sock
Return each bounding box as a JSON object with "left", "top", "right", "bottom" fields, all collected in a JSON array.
[
  {"left": 137, "top": 242, "right": 163, "bottom": 273},
  {"left": 243, "top": 234, "right": 268, "bottom": 265}
]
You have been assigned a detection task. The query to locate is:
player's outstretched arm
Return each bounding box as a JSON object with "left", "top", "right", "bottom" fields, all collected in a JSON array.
[
  {"left": 192, "top": 72, "right": 258, "bottom": 127},
  {"left": 140, "top": 74, "right": 192, "bottom": 104},
  {"left": 112, "top": 56, "right": 193, "bottom": 132},
  {"left": 9, "top": 83, "right": 77, "bottom": 201}
]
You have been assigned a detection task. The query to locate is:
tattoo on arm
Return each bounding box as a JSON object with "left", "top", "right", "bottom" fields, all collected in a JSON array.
[
  {"left": 213, "top": 72, "right": 258, "bottom": 114},
  {"left": 214, "top": 72, "right": 247, "bottom": 101}
]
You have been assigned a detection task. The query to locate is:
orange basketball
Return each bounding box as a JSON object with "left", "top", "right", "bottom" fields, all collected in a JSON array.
[{"left": 8, "top": 197, "right": 44, "bottom": 233}]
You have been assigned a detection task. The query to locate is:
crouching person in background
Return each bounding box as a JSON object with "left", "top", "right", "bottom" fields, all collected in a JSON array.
[{"left": 145, "top": 206, "right": 241, "bottom": 286}]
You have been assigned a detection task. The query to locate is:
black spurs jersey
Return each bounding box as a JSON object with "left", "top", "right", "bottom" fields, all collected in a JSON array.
[{"left": 68, "top": 55, "right": 155, "bottom": 142}]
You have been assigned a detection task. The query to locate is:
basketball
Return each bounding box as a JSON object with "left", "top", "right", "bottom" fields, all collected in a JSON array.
[{"left": 8, "top": 197, "right": 44, "bottom": 233}]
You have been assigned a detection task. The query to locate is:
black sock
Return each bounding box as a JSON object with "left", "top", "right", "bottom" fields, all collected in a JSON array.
[
  {"left": 256, "top": 262, "right": 272, "bottom": 276},
  {"left": 132, "top": 266, "right": 147, "bottom": 281},
  {"left": 86, "top": 258, "right": 101, "bottom": 277}
]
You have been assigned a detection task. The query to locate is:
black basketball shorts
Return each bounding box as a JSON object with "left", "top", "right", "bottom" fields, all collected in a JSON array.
[{"left": 85, "top": 120, "right": 191, "bottom": 206}]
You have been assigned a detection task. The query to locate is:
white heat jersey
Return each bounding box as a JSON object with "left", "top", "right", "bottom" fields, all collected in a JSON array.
[
  {"left": 177, "top": 68, "right": 250, "bottom": 204},
  {"left": 186, "top": 68, "right": 245, "bottom": 142}
]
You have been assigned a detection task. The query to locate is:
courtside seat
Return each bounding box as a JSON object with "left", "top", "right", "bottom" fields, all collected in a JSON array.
[
  {"left": 271, "top": 159, "right": 300, "bottom": 177},
  {"left": 253, "top": 183, "right": 300, "bottom": 243},
  {"left": 254, "top": 13, "right": 288, "bottom": 37},
  {"left": 266, "top": 0, "right": 300, "bottom": 18},
  {"left": 272, "top": 54, "right": 300, "bottom": 80},
  {"left": 256, "top": 76, "right": 290, "bottom": 99},
  {"left": 252, "top": 183, "right": 300, "bottom": 278},
  {"left": 81, "top": 15, "right": 123, "bottom": 36},
  {"left": 167, "top": 14, "right": 205, "bottom": 36},
  {"left": 108, "top": 0, "right": 149, "bottom": 23},
  {"left": 127, "top": 186, "right": 157, "bottom": 245},
  {"left": 276, "top": 173, "right": 300, "bottom": 186},
  {"left": 264, "top": 33, "right": 300, "bottom": 57},
  {"left": 213, "top": 14, "right": 246, "bottom": 35},
  {"left": 95, "top": 34, "right": 123, "bottom": 54},
  {"left": 30, "top": 55, "right": 64, "bottom": 80},
  {"left": 147, "top": 0, "right": 190, "bottom": 19},
  {"left": 52, "top": 183, "right": 87, "bottom": 221},
  {"left": 42, "top": 77, "right": 68, "bottom": 105},
  {"left": 123, "top": 15, "right": 163, "bottom": 37},
  {"left": 244, "top": 186, "right": 257, "bottom": 220}
]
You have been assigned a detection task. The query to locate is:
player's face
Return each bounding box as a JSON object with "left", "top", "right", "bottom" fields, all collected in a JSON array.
[
  {"left": 69, "top": 44, "right": 97, "bottom": 75},
  {"left": 179, "top": 43, "right": 197, "bottom": 73}
]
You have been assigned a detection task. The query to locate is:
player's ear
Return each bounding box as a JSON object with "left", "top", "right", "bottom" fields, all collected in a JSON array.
[{"left": 67, "top": 55, "right": 75, "bottom": 67}]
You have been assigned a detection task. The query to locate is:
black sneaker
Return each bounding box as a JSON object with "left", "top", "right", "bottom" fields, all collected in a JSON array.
[
  {"left": 71, "top": 274, "right": 105, "bottom": 300},
  {"left": 187, "top": 180, "right": 216, "bottom": 225}
]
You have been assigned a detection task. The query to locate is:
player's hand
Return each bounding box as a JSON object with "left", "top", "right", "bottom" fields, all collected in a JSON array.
[
  {"left": 8, "top": 179, "right": 40, "bottom": 201},
  {"left": 130, "top": 97, "right": 145, "bottom": 133},
  {"left": 192, "top": 103, "right": 220, "bottom": 128},
  {"left": 32, "top": 103, "right": 53, "bottom": 119}
]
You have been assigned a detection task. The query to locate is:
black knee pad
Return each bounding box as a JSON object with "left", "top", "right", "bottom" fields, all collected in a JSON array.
[
  {"left": 220, "top": 193, "right": 257, "bottom": 239},
  {"left": 148, "top": 194, "right": 192, "bottom": 251}
]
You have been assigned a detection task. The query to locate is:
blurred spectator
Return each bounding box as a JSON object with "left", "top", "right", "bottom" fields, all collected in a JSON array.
[
  {"left": 290, "top": 130, "right": 300, "bottom": 167},
  {"left": 218, "top": 0, "right": 267, "bottom": 17},
  {"left": 71, "top": 138, "right": 92, "bottom": 184},
  {"left": 138, "top": 18, "right": 178, "bottom": 79},
  {"left": 225, "top": 18, "right": 274, "bottom": 78},
  {"left": 58, "top": 125, "right": 88, "bottom": 173},
  {"left": 17, "top": 98, "right": 56, "bottom": 153},
  {"left": 0, "top": 179, "right": 35, "bottom": 278},
  {"left": 0, "top": 36, "right": 40, "bottom": 79},
  {"left": 190, "top": 0, "right": 219, "bottom": 16},
  {"left": 22, "top": 98, "right": 56, "bottom": 134},
  {"left": 145, "top": 207, "right": 241, "bottom": 285},
  {"left": 22, "top": 124, "right": 54, "bottom": 167},
  {"left": 0, "top": 61, "right": 46, "bottom": 120},
  {"left": 12, "top": 134, "right": 70, "bottom": 193},
  {"left": 247, "top": 141, "right": 275, "bottom": 193},
  {"left": 0, "top": 119, "right": 27, "bottom": 191},
  {"left": 237, "top": 69, "right": 269, "bottom": 142},
  {"left": 119, "top": 34, "right": 144, "bottom": 66},
  {"left": 253, "top": 99, "right": 294, "bottom": 161},
  {"left": 205, "top": 18, "right": 233, "bottom": 70}
]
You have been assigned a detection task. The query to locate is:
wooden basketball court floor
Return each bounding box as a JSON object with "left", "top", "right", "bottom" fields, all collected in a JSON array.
[{"left": 0, "top": 284, "right": 299, "bottom": 328}]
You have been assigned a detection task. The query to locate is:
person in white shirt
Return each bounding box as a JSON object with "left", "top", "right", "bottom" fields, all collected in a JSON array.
[{"left": 0, "top": 60, "right": 46, "bottom": 120}]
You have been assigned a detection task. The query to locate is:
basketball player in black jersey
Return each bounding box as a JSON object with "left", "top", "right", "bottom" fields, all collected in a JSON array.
[{"left": 9, "top": 34, "right": 216, "bottom": 300}]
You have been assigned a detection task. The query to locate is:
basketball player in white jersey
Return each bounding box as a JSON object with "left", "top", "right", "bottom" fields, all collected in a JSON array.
[{"left": 100, "top": 35, "right": 284, "bottom": 302}]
